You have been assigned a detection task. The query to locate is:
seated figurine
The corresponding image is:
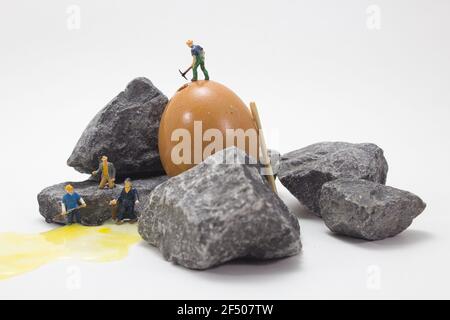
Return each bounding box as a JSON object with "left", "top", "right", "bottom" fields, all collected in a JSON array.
[
  {"left": 109, "top": 178, "right": 139, "bottom": 225},
  {"left": 92, "top": 155, "right": 116, "bottom": 189},
  {"left": 61, "top": 184, "right": 87, "bottom": 225}
]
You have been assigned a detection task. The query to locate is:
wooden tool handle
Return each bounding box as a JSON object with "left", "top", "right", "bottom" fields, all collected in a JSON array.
[{"left": 249, "top": 102, "right": 277, "bottom": 194}]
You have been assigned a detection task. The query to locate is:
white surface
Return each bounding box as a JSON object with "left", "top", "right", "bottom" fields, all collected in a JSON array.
[{"left": 0, "top": 0, "right": 449, "bottom": 299}]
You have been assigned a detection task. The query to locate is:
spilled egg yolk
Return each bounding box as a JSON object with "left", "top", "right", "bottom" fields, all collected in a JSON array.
[{"left": 0, "top": 223, "right": 142, "bottom": 281}]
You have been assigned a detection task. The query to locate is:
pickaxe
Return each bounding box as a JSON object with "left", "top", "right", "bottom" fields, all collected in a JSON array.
[{"left": 178, "top": 66, "right": 192, "bottom": 80}]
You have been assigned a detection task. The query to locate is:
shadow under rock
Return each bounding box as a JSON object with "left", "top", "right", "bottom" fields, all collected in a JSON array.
[
  {"left": 280, "top": 195, "right": 322, "bottom": 221},
  {"left": 138, "top": 238, "right": 303, "bottom": 280},
  {"left": 199, "top": 253, "right": 303, "bottom": 281},
  {"left": 276, "top": 184, "right": 322, "bottom": 221},
  {"left": 327, "top": 229, "right": 434, "bottom": 250}
]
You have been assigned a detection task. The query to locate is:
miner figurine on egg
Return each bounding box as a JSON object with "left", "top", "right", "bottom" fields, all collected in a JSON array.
[
  {"left": 164, "top": 42, "right": 277, "bottom": 192},
  {"left": 180, "top": 40, "right": 209, "bottom": 82}
]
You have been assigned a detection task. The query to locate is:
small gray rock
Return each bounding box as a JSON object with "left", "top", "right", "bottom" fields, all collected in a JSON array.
[
  {"left": 37, "top": 176, "right": 168, "bottom": 226},
  {"left": 319, "top": 179, "right": 426, "bottom": 241},
  {"left": 278, "top": 142, "right": 388, "bottom": 216},
  {"left": 67, "top": 77, "right": 168, "bottom": 179},
  {"left": 138, "top": 147, "right": 302, "bottom": 270},
  {"left": 267, "top": 149, "right": 281, "bottom": 177}
]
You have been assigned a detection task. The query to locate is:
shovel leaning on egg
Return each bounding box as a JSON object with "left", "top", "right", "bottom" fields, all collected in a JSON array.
[{"left": 250, "top": 102, "right": 277, "bottom": 194}]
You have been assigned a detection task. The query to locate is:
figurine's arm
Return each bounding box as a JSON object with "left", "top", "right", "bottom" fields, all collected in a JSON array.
[
  {"left": 134, "top": 189, "right": 140, "bottom": 204},
  {"left": 110, "top": 163, "right": 116, "bottom": 181},
  {"left": 92, "top": 163, "right": 101, "bottom": 176},
  {"left": 192, "top": 55, "right": 196, "bottom": 67},
  {"left": 61, "top": 202, "right": 67, "bottom": 214},
  {"left": 109, "top": 196, "right": 118, "bottom": 206},
  {"left": 78, "top": 197, "right": 87, "bottom": 207},
  {"left": 116, "top": 191, "right": 124, "bottom": 204}
]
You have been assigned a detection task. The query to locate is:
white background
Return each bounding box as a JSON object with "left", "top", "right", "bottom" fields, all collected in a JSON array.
[{"left": 0, "top": 0, "right": 449, "bottom": 299}]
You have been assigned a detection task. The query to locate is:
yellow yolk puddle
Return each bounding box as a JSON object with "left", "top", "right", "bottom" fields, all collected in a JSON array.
[{"left": 0, "top": 223, "right": 142, "bottom": 281}]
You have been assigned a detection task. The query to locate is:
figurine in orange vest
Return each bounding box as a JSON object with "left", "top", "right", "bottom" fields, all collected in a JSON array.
[{"left": 92, "top": 155, "right": 116, "bottom": 189}]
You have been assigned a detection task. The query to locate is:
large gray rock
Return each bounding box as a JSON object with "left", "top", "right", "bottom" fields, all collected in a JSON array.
[
  {"left": 278, "top": 142, "right": 388, "bottom": 216},
  {"left": 319, "top": 179, "right": 426, "bottom": 241},
  {"left": 38, "top": 176, "right": 168, "bottom": 226},
  {"left": 67, "top": 77, "right": 168, "bottom": 179},
  {"left": 139, "top": 147, "right": 302, "bottom": 270}
]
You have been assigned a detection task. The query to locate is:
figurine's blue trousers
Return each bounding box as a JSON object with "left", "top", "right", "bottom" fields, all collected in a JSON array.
[
  {"left": 117, "top": 201, "right": 137, "bottom": 221},
  {"left": 67, "top": 209, "right": 81, "bottom": 225}
]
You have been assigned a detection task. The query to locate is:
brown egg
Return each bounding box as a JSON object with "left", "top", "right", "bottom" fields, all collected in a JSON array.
[{"left": 158, "top": 80, "right": 259, "bottom": 176}]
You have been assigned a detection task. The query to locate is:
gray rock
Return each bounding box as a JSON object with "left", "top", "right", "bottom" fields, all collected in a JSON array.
[
  {"left": 38, "top": 176, "right": 168, "bottom": 226},
  {"left": 319, "top": 179, "right": 426, "bottom": 241},
  {"left": 267, "top": 149, "right": 281, "bottom": 176},
  {"left": 67, "top": 77, "right": 168, "bottom": 179},
  {"left": 278, "top": 142, "right": 388, "bottom": 216},
  {"left": 138, "top": 147, "right": 302, "bottom": 270}
]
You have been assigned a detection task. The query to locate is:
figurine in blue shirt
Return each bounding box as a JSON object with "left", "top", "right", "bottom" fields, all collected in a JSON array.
[
  {"left": 61, "top": 184, "right": 87, "bottom": 225},
  {"left": 186, "top": 40, "right": 209, "bottom": 81}
]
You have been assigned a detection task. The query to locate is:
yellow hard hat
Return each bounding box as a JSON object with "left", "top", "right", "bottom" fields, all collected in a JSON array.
[
  {"left": 65, "top": 184, "right": 74, "bottom": 193},
  {"left": 186, "top": 39, "right": 193, "bottom": 46}
]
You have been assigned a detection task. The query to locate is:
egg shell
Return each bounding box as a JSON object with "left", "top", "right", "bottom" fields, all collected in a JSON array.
[{"left": 158, "top": 80, "right": 259, "bottom": 176}]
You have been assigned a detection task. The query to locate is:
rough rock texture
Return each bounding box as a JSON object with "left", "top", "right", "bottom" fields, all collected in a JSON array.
[
  {"left": 278, "top": 142, "right": 388, "bottom": 216},
  {"left": 38, "top": 176, "right": 168, "bottom": 226},
  {"left": 67, "top": 78, "right": 168, "bottom": 179},
  {"left": 320, "top": 179, "right": 426, "bottom": 241},
  {"left": 268, "top": 149, "right": 281, "bottom": 177},
  {"left": 139, "top": 147, "right": 302, "bottom": 270}
]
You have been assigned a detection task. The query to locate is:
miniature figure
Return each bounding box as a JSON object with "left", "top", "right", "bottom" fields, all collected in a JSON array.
[
  {"left": 109, "top": 178, "right": 140, "bottom": 225},
  {"left": 61, "top": 184, "right": 87, "bottom": 225},
  {"left": 180, "top": 40, "right": 209, "bottom": 82},
  {"left": 92, "top": 155, "right": 116, "bottom": 189}
]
